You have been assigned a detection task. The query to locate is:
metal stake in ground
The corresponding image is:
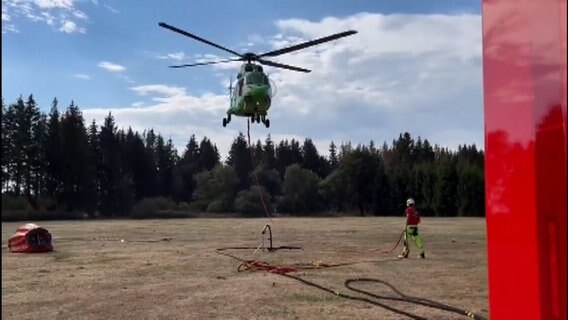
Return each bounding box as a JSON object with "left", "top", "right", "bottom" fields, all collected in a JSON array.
[{"left": 253, "top": 224, "right": 273, "bottom": 254}]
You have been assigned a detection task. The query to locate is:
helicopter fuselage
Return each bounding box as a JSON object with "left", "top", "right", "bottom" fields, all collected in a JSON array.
[
  {"left": 229, "top": 82, "right": 271, "bottom": 116},
  {"left": 223, "top": 63, "right": 275, "bottom": 127}
]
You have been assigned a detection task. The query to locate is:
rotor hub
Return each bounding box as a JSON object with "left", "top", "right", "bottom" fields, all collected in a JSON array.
[{"left": 242, "top": 52, "right": 259, "bottom": 62}]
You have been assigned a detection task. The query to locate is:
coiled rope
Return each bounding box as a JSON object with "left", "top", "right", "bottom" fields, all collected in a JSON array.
[{"left": 215, "top": 243, "right": 486, "bottom": 319}]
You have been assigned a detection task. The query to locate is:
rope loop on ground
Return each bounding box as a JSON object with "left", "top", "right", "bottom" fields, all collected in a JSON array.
[{"left": 215, "top": 245, "right": 487, "bottom": 320}]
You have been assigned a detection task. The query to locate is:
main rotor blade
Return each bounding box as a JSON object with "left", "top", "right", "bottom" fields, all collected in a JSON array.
[
  {"left": 258, "top": 59, "right": 311, "bottom": 73},
  {"left": 169, "top": 58, "right": 243, "bottom": 68},
  {"left": 259, "top": 30, "right": 358, "bottom": 58},
  {"left": 159, "top": 22, "right": 243, "bottom": 58}
]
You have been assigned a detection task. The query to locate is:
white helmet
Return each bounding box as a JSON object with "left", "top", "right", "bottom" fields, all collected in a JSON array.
[{"left": 406, "top": 198, "right": 415, "bottom": 206}]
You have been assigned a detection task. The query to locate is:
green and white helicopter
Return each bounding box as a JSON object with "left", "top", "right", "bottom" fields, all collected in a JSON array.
[{"left": 158, "top": 22, "right": 357, "bottom": 128}]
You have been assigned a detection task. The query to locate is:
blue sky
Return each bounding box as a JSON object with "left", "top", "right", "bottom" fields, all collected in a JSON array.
[{"left": 2, "top": 0, "right": 483, "bottom": 158}]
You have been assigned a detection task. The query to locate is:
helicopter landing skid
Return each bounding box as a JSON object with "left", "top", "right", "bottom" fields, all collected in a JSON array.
[
  {"left": 223, "top": 114, "right": 269, "bottom": 128},
  {"left": 222, "top": 114, "right": 232, "bottom": 127},
  {"left": 250, "top": 114, "right": 270, "bottom": 128}
]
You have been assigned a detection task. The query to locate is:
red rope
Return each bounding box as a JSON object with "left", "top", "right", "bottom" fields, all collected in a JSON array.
[
  {"left": 238, "top": 260, "right": 298, "bottom": 274},
  {"left": 236, "top": 259, "right": 368, "bottom": 275}
]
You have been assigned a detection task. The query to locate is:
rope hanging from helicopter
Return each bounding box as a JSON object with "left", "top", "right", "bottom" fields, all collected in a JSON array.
[{"left": 246, "top": 117, "right": 274, "bottom": 225}]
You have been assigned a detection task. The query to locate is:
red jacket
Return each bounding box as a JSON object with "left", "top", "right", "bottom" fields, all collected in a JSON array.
[{"left": 405, "top": 206, "right": 420, "bottom": 226}]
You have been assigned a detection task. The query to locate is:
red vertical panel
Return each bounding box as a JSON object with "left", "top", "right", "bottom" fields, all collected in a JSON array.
[
  {"left": 482, "top": 1, "right": 540, "bottom": 317},
  {"left": 482, "top": 1, "right": 567, "bottom": 319},
  {"left": 533, "top": 1, "right": 567, "bottom": 318},
  {"left": 561, "top": 0, "right": 567, "bottom": 121}
]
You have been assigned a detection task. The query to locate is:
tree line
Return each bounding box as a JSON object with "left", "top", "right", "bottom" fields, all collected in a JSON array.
[{"left": 1, "top": 94, "right": 485, "bottom": 220}]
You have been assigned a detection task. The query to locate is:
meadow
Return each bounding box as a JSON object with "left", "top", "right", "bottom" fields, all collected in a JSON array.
[{"left": 2, "top": 217, "right": 488, "bottom": 319}]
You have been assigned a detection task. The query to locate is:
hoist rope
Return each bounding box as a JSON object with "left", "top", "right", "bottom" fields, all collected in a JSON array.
[{"left": 247, "top": 117, "right": 274, "bottom": 225}]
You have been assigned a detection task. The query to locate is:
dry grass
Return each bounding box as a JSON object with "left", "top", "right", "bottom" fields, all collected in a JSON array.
[{"left": 2, "top": 217, "right": 488, "bottom": 319}]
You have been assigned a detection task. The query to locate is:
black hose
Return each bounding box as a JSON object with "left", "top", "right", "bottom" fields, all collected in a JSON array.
[
  {"left": 215, "top": 246, "right": 487, "bottom": 320},
  {"left": 344, "top": 278, "right": 487, "bottom": 320},
  {"left": 282, "top": 273, "right": 429, "bottom": 320}
]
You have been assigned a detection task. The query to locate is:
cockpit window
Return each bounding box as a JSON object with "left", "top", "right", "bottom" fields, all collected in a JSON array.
[{"left": 245, "top": 72, "right": 268, "bottom": 85}]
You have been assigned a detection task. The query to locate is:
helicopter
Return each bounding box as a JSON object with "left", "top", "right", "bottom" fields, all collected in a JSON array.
[{"left": 158, "top": 22, "right": 357, "bottom": 128}]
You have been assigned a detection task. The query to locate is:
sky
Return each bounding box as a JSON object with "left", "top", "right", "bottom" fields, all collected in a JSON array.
[{"left": 2, "top": 0, "right": 483, "bottom": 160}]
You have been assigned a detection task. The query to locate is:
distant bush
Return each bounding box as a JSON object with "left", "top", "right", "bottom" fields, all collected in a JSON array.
[
  {"left": 130, "top": 197, "right": 169, "bottom": 218},
  {"left": 130, "top": 197, "right": 193, "bottom": 219},
  {"left": 206, "top": 200, "right": 226, "bottom": 213},
  {"left": 1, "top": 194, "right": 29, "bottom": 212},
  {"left": 188, "top": 200, "right": 208, "bottom": 212},
  {"left": 2, "top": 210, "right": 83, "bottom": 222},
  {"left": 175, "top": 202, "right": 191, "bottom": 211},
  {"left": 1, "top": 194, "right": 84, "bottom": 222},
  {"left": 235, "top": 186, "right": 273, "bottom": 216}
]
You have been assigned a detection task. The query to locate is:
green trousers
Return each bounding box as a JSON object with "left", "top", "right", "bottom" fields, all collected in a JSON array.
[{"left": 401, "top": 225, "right": 425, "bottom": 256}]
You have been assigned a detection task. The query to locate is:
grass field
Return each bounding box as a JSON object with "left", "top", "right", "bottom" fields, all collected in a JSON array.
[{"left": 2, "top": 217, "right": 488, "bottom": 319}]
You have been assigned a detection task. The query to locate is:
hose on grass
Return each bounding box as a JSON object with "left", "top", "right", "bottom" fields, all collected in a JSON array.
[{"left": 215, "top": 246, "right": 487, "bottom": 320}]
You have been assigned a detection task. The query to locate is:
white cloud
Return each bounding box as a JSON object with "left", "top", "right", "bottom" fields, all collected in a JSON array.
[
  {"left": 83, "top": 12, "right": 484, "bottom": 160},
  {"left": 35, "top": 0, "right": 75, "bottom": 9},
  {"left": 34, "top": 0, "right": 75, "bottom": 9},
  {"left": 41, "top": 11, "right": 55, "bottom": 25},
  {"left": 246, "top": 34, "right": 264, "bottom": 45},
  {"left": 103, "top": 4, "right": 118, "bottom": 13},
  {"left": 247, "top": 12, "right": 484, "bottom": 149},
  {"left": 128, "top": 84, "right": 227, "bottom": 115},
  {"left": 72, "top": 9, "right": 87, "bottom": 20},
  {"left": 73, "top": 73, "right": 90, "bottom": 80},
  {"left": 118, "top": 74, "right": 135, "bottom": 83},
  {"left": 130, "top": 84, "right": 186, "bottom": 97},
  {"left": 59, "top": 20, "right": 84, "bottom": 33},
  {"left": 98, "top": 61, "right": 126, "bottom": 72},
  {"left": 82, "top": 89, "right": 235, "bottom": 156},
  {"left": 2, "top": 24, "right": 19, "bottom": 33},
  {"left": 95, "top": 62, "right": 134, "bottom": 83},
  {"left": 2, "top": 0, "right": 91, "bottom": 33},
  {"left": 192, "top": 53, "right": 243, "bottom": 71},
  {"left": 155, "top": 51, "right": 188, "bottom": 61}
]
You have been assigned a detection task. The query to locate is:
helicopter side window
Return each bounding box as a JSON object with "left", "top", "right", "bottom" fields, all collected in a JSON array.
[
  {"left": 237, "top": 79, "right": 243, "bottom": 95},
  {"left": 245, "top": 73, "right": 268, "bottom": 85},
  {"left": 245, "top": 74, "right": 254, "bottom": 85}
]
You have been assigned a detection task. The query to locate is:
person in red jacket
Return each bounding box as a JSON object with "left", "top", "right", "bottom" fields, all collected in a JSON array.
[{"left": 399, "top": 198, "right": 426, "bottom": 259}]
